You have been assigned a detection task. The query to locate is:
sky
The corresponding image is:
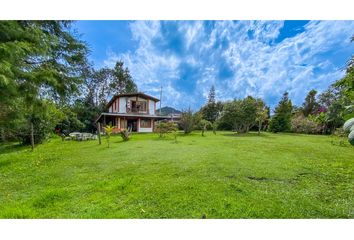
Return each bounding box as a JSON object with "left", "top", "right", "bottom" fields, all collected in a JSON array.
[{"left": 73, "top": 20, "right": 354, "bottom": 111}]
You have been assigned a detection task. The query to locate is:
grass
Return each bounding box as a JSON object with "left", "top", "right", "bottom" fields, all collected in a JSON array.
[{"left": 0, "top": 131, "right": 353, "bottom": 218}]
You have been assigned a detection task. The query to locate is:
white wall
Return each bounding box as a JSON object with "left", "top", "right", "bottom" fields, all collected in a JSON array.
[
  {"left": 149, "top": 100, "right": 155, "bottom": 115},
  {"left": 138, "top": 127, "right": 153, "bottom": 132},
  {"left": 119, "top": 97, "right": 127, "bottom": 113}
]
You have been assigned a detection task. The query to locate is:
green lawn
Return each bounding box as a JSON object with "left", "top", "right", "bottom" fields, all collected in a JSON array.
[{"left": 0, "top": 131, "right": 353, "bottom": 218}]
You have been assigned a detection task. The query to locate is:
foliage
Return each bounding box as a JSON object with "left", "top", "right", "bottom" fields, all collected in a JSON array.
[
  {"left": 212, "top": 122, "right": 217, "bottom": 135},
  {"left": 179, "top": 108, "right": 195, "bottom": 134},
  {"left": 348, "top": 130, "right": 354, "bottom": 145},
  {"left": 269, "top": 92, "right": 293, "bottom": 133},
  {"left": 110, "top": 61, "right": 138, "bottom": 94},
  {"left": 200, "top": 86, "right": 223, "bottom": 123},
  {"left": 103, "top": 125, "right": 114, "bottom": 148},
  {"left": 55, "top": 107, "right": 85, "bottom": 135},
  {"left": 343, "top": 118, "right": 354, "bottom": 146},
  {"left": 120, "top": 129, "right": 131, "bottom": 141},
  {"left": 342, "top": 118, "right": 354, "bottom": 133},
  {"left": 333, "top": 36, "right": 354, "bottom": 99},
  {"left": 302, "top": 89, "right": 320, "bottom": 116},
  {"left": 291, "top": 114, "right": 322, "bottom": 134},
  {"left": 218, "top": 96, "right": 259, "bottom": 133},
  {"left": 154, "top": 121, "right": 178, "bottom": 138},
  {"left": 255, "top": 101, "right": 269, "bottom": 134},
  {"left": 198, "top": 119, "right": 212, "bottom": 136},
  {"left": 0, "top": 21, "right": 89, "bottom": 144}
]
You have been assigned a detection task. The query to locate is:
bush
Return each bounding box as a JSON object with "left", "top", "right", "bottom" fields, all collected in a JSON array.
[
  {"left": 348, "top": 130, "right": 354, "bottom": 145},
  {"left": 291, "top": 114, "right": 322, "bottom": 134},
  {"left": 120, "top": 129, "right": 131, "bottom": 141},
  {"left": 154, "top": 121, "right": 178, "bottom": 138},
  {"left": 343, "top": 118, "right": 354, "bottom": 132},
  {"left": 179, "top": 108, "right": 194, "bottom": 134}
]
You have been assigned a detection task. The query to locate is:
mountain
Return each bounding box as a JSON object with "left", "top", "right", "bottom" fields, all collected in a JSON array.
[{"left": 156, "top": 106, "right": 182, "bottom": 115}]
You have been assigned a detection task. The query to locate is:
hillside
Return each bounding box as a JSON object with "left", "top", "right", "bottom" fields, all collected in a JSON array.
[{"left": 156, "top": 106, "right": 182, "bottom": 115}]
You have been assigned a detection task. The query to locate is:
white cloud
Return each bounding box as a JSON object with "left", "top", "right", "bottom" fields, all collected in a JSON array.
[{"left": 103, "top": 20, "right": 354, "bottom": 110}]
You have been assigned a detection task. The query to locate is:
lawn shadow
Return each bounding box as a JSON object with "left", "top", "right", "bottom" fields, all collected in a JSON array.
[
  {"left": 222, "top": 132, "right": 274, "bottom": 138},
  {"left": 0, "top": 143, "right": 28, "bottom": 155}
]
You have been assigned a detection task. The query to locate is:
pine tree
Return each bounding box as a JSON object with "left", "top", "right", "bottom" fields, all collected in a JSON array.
[
  {"left": 202, "top": 85, "right": 219, "bottom": 122},
  {"left": 302, "top": 89, "right": 319, "bottom": 116},
  {"left": 269, "top": 92, "right": 293, "bottom": 133}
]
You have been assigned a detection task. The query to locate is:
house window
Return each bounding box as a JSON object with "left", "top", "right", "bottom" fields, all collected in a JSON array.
[
  {"left": 131, "top": 101, "right": 147, "bottom": 112},
  {"left": 140, "top": 119, "right": 151, "bottom": 128},
  {"left": 120, "top": 119, "right": 127, "bottom": 129}
]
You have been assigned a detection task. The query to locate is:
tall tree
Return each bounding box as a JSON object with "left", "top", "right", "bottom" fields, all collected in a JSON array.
[
  {"left": 269, "top": 92, "right": 293, "bottom": 133},
  {"left": 0, "top": 21, "right": 89, "bottom": 143},
  {"left": 302, "top": 89, "right": 319, "bottom": 116},
  {"left": 179, "top": 108, "right": 195, "bottom": 134},
  {"left": 255, "top": 100, "right": 269, "bottom": 134},
  {"left": 334, "top": 35, "right": 354, "bottom": 99},
  {"left": 109, "top": 61, "right": 138, "bottom": 94},
  {"left": 201, "top": 85, "right": 220, "bottom": 122}
]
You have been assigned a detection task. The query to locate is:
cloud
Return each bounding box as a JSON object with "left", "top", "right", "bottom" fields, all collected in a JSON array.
[{"left": 103, "top": 20, "right": 354, "bottom": 110}]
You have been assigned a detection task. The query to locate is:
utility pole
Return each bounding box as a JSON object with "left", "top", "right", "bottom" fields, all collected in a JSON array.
[{"left": 159, "top": 86, "right": 162, "bottom": 115}]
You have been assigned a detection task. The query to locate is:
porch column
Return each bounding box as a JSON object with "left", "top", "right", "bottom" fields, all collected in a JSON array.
[{"left": 137, "top": 118, "right": 140, "bottom": 132}]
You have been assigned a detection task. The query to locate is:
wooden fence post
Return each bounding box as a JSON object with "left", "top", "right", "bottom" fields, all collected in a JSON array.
[
  {"left": 97, "top": 122, "right": 102, "bottom": 145},
  {"left": 30, "top": 122, "right": 34, "bottom": 150}
]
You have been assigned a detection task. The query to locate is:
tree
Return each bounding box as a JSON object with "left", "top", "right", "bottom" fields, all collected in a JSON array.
[
  {"left": 110, "top": 61, "right": 138, "bottom": 94},
  {"left": 255, "top": 100, "right": 269, "bottom": 135},
  {"left": 302, "top": 89, "right": 319, "bottom": 117},
  {"left": 201, "top": 86, "right": 221, "bottom": 123},
  {"left": 269, "top": 92, "right": 293, "bottom": 133},
  {"left": 198, "top": 119, "right": 212, "bottom": 136},
  {"left": 218, "top": 96, "right": 259, "bottom": 133},
  {"left": 0, "top": 21, "right": 89, "bottom": 144},
  {"left": 179, "top": 108, "right": 195, "bottom": 134},
  {"left": 334, "top": 36, "right": 354, "bottom": 99}
]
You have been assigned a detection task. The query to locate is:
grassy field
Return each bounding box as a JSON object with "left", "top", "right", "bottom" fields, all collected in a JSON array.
[{"left": 0, "top": 131, "right": 353, "bottom": 218}]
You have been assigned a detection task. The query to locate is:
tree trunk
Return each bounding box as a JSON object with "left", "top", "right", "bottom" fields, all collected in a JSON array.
[
  {"left": 258, "top": 121, "right": 261, "bottom": 135},
  {"left": 30, "top": 122, "right": 34, "bottom": 151},
  {"left": 97, "top": 122, "right": 102, "bottom": 145}
]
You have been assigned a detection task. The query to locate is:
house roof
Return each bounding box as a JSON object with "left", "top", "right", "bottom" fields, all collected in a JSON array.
[{"left": 106, "top": 92, "right": 160, "bottom": 109}]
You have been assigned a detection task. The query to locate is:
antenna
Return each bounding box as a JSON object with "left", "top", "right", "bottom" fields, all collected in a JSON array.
[{"left": 159, "top": 86, "right": 162, "bottom": 115}]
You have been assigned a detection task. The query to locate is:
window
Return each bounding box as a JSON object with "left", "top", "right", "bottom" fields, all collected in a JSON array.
[
  {"left": 120, "top": 119, "right": 127, "bottom": 129},
  {"left": 131, "top": 101, "right": 147, "bottom": 112},
  {"left": 140, "top": 119, "right": 151, "bottom": 128}
]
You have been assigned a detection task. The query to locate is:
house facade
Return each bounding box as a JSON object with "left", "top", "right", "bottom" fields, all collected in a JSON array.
[{"left": 96, "top": 92, "right": 172, "bottom": 133}]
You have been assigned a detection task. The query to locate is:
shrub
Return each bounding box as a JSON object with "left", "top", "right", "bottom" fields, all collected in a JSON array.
[
  {"left": 343, "top": 118, "right": 354, "bottom": 146},
  {"left": 155, "top": 121, "right": 178, "bottom": 138},
  {"left": 120, "top": 129, "right": 131, "bottom": 141},
  {"left": 198, "top": 119, "right": 212, "bottom": 136},
  {"left": 179, "top": 108, "right": 194, "bottom": 134},
  {"left": 103, "top": 125, "right": 114, "bottom": 148},
  {"left": 291, "top": 114, "right": 322, "bottom": 134},
  {"left": 348, "top": 130, "right": 354, "bottom": 145},
  {"left": 343, "top": 118, "right": 354, "bottom": 132}
]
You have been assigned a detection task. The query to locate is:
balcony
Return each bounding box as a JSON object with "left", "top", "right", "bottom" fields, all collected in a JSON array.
[{"left": 126, "top": 107, "right": 149, "bottom": 114}]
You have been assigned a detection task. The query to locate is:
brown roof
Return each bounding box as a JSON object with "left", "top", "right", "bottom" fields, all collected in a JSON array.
[{"left": 106, "top": 92, "right": 160, "bottom": 109}]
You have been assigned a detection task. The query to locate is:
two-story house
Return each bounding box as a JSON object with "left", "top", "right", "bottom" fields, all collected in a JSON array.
[{"left": 95, "top": 92, "right": 171, "bottom": 133}]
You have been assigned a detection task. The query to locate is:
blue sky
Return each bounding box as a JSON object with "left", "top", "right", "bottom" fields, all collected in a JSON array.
[{"left": 73, "top": 21, "right": 354, "bottom": 110}]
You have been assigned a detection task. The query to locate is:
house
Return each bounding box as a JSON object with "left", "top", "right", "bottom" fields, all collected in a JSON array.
[{"left": 95, "top": 92, "right": 173, "bottom": 133}]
